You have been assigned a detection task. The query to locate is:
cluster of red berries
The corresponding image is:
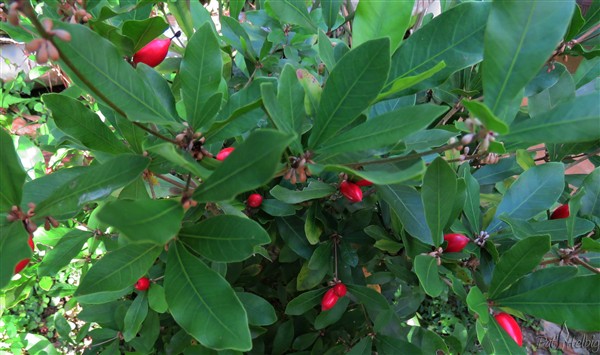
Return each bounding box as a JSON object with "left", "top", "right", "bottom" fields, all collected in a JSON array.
[{"left": 321, "top": 282, "right": 347, "bottom": 311}]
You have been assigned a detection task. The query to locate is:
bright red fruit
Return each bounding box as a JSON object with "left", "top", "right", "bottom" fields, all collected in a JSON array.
[
  {"left": 216, "top": 147, "right": 235, "bottom": 161},
  {"left": 14, "top": 258, "right": 30, "bottom": 274},
  {"left": 135, "top": 277, "right": 151, "bottom": 291},
  {"left": 494, "top": 312, "right": 523, "bottom": 347},
  {"left": 355, "top": 179, "right": 373, "bottom": 187},
  {"left": 28, "top": 235, "right": 34, "bottom": 251},
  {"left": 333, "top": 283, "right": 347, "bottom": 297},
  {"left": 340, "top": 181, "right": 363, "bottom": 203},
  {"left": 443, "top": 233, "right": 470, "bottom": 253},
  {"left": 550, "top": 204, "right": 570, "bottom": 219},
  {"left": 321, "top": 288, "right": 339, "bottom": 311},
  {"left": 133, "top": 31, "right": 180, "bottom": 67},
  {"left": 247, "top": 193, "right": 263, "bottom": 208}
]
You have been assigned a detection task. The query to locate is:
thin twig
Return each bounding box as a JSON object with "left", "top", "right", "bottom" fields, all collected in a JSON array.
[
  {"left": 565, "top": 148, "right": 600, "bottom": 170},
  {"left": 156, "top": 174, "right": 187, "bottom": 189}
]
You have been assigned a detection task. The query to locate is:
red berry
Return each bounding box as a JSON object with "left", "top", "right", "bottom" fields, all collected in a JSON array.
[
  {"left": 494, "top": 312, "right": 523, "bottom": 347},
  {"left": 14, "top": 258, "right": 30, "bottom": 274},
  {"left": 247, "top": 193, "right": 263, "bottom": 208},
  {"left": 355, "top": 179, "right": 373, "bottom": 187},
  {"left": 443, "top": 233, "right": 470, "bottom": 253},
  {"left": 333, "top": 283, "right": 347, "bottom": 297},
  {"left": 321, "top": 288, "right": 339, "bottom": 311},
  {"left": 28, "top": 235, "right": 34, "bottom": 251},
  {"left": 216, "top": 147, "right": 235, "bottom": 161},
  {"left": 340, "top": 181, "right": 363, "bottom": 203},
  {"left": 550, "top": 204, "right": 570, "bottom": 220},
  {"left": 135, "top": 277, "right": 150, "bottom": 291}
]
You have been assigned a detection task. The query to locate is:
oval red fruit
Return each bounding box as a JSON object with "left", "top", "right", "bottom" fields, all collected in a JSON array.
[
  {"left": 494, "top": 312, "right": 523, "bottom": 347},
  {"left": 133, "top": 38, "right": 172, "bottom": 67},
  {"left": 321, "top": 288, "right": 339, "bottom": 311},
  {"left": 550, "top": 204, "right": 570, "bottom": 220},
  {"left": 333, "top": 283, "right": 347, "bottom": 297},
  {"left": 355, "top": 179, "right": 373, "bottom": 187},
  {"left": 14, "top": 258, "right": 30, "bottom": 274},
  {"left": 216, "top": 147, "right": 235, "bottom": 161},
  {"left": 247, "top": 193, "right": 263, "bottom": 208},
  {"left": 443, "top": 233, "right": 470, "bottom": 253},
  {"left": 340, "top": 181, "right": 363, "bottom": 203},
  {"left": 135, "top": 277, "right": 151, "bottom": 291},
  {"left": 28, "top": 235, "right": 35, "bottom": 251}
]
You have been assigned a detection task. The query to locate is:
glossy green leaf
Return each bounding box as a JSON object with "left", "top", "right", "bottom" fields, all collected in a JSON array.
[
  {"left": 346, "top": 284, "right": 390, "bottom": 312},
  {"left": 379, "top": 185, "right": 432, "bottom": 245},
  {"left": 296, "top": 261, "right": 328, "bottom": 291},
  {"left": 193, "top": 130, "right": 293, "bottom": 202},
  {"left": 304, "top": 204, "right": 323, "bottom": 245},
  {"left": 462, "top": 168, "right": 481, "bottom": 233},
  {"left": 276, "top": 217, "right": 314, "bottom": 259},
  {"left": 422, "top": 158, "right": 457, "bottom": 246},
  {"left": 503, "top": 94, "right": 600, "bottom": 144},
  {"left": 387, "top": 2, "right": 490, "bottom": 93},
  {"left": 165, "top": 243, "right": 251, "bottom": 351},
  {"left": 266, "top": 0, "right": 318, "bottom": 32},
  {"left": 309, "top": 38, "right": 390, "bottom": 148},
  {"left": 96, "top": 199, "right": 183, "bottom": 245},
  {"left": 260, "top": 199, "right": 299, "bottom": 216},
  {"left": 179, "top": 215, "right": 270, "bottom": 262},
  {"left": 581, "top": 168, "right": 600, "bottom": 217},
  {"left": 487, "top": 163, "right": 564, "bottom": 233},
  {"left": 348, "top": 337, "right": 373, "bottom": 355},
  {"left": 501, "top": 216, "right": 594, "bottom": 242},
  {"left": 527, "top": 65, "right": 575, "bottom": 118},
  {"left": 122, "top": 17, "right": 169, "bottom": 52},
  {"left": 0, "top": 222, "right": 31, "bottom": 289},
  {"left": 38, "top": 230, "right": 91, "bottom": 277},
  {"left": 43, "top": 94, "right": 128, "bottom": 154},
  {"left": 35, "top": 155, "right": 150, "bottom": 220},
  {"left": 409, "top": 327, "right": 449, "bottom": 354},
  {"left": 495, "top": 275, "right": 600, "bottom": 331},
  {"left": 414, "top": 255, "right": 443, "bottom": 297},
  {"left": 148, "top": 284, "right": 168, "bottom": 313},
  {"left": 308, "top": 243, "right": 331, "bottom": 270},
  {"left": 322, "top": 0, "right": 343, "bottom": 30},
  {"left": 146, "top": 142, "right": 212, "bottom": 180},
  {"left": 315, "top": 296, "right": 349, "bottom": 329},
  {"left": 488, "top": 235, "right": 551, "bottom": 299},
  {"left": 0, "top": 129, "right": 26, "bottom": 212},
  {"left": 181, "top": 23, "right": 223, "bottom": 131},
  {"left": 312, "top": 159, "right": 425, "bottom": 185},
  {"left": 316, "top": 104, "right": 447, "bottom": 155},
  {"left": 270, "top": 181, "right": 336, "bottom": 204},
  {"left": 466, "top": 286, "right": 489, "bottom": 324},
  {"left": 486, "top": 316, "right": 526, "bottom": 355},
  {"left": 53, "top": 23, "right": 179, "bottom": 126},
  {"left": 285, "top": 288, "right": 325, "bottom": 315},
  {"left": 461, "top": 100, "right": 509, "bottom": 134},
  {"left": 123, "top": 292, "right": 149, "bottom": 342},
  {"left": 495, "top": 266, "right": 578, "bottom": 300},
  {"left": 353, "top": 0, "right": 414, "bottom": 53},
  {"left": 237, "top": 292, "right": 277, "bottom": 326},
  {"left": 318, "top": 30, "right": 336, "bottom": 71},
  {"left": 75, "top": 243, "right": 162, "bottom": 304},
  {"left": 375, "top": 335, "right": 421, "bottom": 355},
  {"left": 483, "top": 0, "right": 575, "bottom": 120},
  {"left": 377, "top": 61, "right": 446, "bottom": 100},
  {"left": 229, "top": 0, "right": 244, "bottom": 20}
]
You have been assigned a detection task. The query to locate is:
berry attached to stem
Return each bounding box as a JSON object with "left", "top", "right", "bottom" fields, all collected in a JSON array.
[
  {"left": 133, "top": 31, "right": 181, "bottom": 67},
  {"left": 135, "top": 277, "right": 151, "bottom": 291},
  {"left": 340, "top": 181, "right": 363, "bottom": 203},
  {"left": 333, "top": 282, "right": 347, "bottom": 297},
  {"left": 321, "top": 288, "right": 339, "bottom": 311},
  {"left": 494, "top": 312, "right": 523, "bottom": 347},
  {"left": 247, "top": 193, "right": 263, "bottom": 208},
  {"left": 443, "top": 233, "right": 470, "bottom": 253},
  {"left": 550, "top": 204, "right": 570, "bottom": 219}
]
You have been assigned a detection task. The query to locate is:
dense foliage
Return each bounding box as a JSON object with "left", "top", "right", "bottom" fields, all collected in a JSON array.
[{"left": 1, "top": 0, "right": 599, "bottom": 353}]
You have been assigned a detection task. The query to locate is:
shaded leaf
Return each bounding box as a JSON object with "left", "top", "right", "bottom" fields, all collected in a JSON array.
[
  {"left": 414, "top": 255, "right": 443, "bottom": 297},
  {"left": 422, "top": 157, "right": 457, "bottom": 246},
  {"left": 0, "top": 129, "right": 26, "bottom": 212},
  {"left": 353, "top": 0, "right": 414, "bottom": 53}
]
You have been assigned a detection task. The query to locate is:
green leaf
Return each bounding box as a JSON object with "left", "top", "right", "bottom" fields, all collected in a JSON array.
[
  {"left": 35, "top": 155, "right": 150, "bottom": 220},
  {"left": 352, "top": 0, "right": 414, "bottom": 53},
  {"left": 38, "top": 230, "right": 91, "bottom": 277},
  {"left": 461, "top": 100, "right": 509, "bottom": 135},
  {"left": 377, "top": 61, "right": 446, "bottom": 100},
  {"left": 123, "top": 292, "right": 149, "bottom": 342},
  {"left": 581, "top": 168, "right": 600, "bottom": 217},
  {"left": 486, "top": 316, "right": 527, "bottom": 354},
  {"left": 318, "top": 31, "right": 336, "bottom": 70},
  {"left": 314, "top": 296, "right": 349, "bottom": 329},
  {"left": 122, "top": 17, "right": 169, "bottom": 52},
  {"left": 165, "top": 243, "right": 251, "bottom": 351},
  {"left": 488, "top": 235, "right": 551, "bottom": 299},
  {"left": 96, "top": 200, "right": 183, "bottom": 245},
  {"left": 229, "top": 0, "right": 245, "bottom": 20},
  {"left": 148, "top": 284, "right": 168, "bottom": 313},
  {"left": 483, "top": 0, "right": 575, "bottom": 120},
  {"left": 348, "top": 337, "right": 373, "bottom": 355},
  {"left": 488, "top": 163, "right": 564, "bottom": 233},
  {"left": 193, "top": 130, "right": 293, "bottom": 202},
  {"left": 277, "top": 217, "right": 314, "bottom": 259},
  {"left": 422, "top": 157, "right": 457, "bottom": 246},
  {"left": 315, "top": 104, "right": 447, "bottom": 155},
  {"left": 179, "top": 215, "right": 270, "bottom": 262},
  {"left": 0, "top": 129, "right": 26, "bottom": 212},
  {"left": 387, "top": 2, "right": 490, "bottom": 94},
  {"left": 462, "top": 168, "right": 481, "bottom": 233},
  {"left": 296, "top": 261, "right": 328, "bottom": 291},
  {"left": 168, "top": 0, "right": 194, "bottom": 38},
  {"left": 378, "top": 185, "right": 432, "bottom": 245},
  {"left": 322, "top": 0, "right": 343, "bottom": 30},
  {"left": 495, "top": 266, "right": 578, "bottom": 300},
  {"left": 53, "top": 23, "right": 179, "bottom": 126},
  {"left": 375, "top": 335, "right": 421, "bottom": 355},
  {"left": 304, "top": 204, "right": 323, "bottom": 245},
  {"left": 266, "top": 0, "right": 318, "bottom": 32},
  {"left": 180, "top": 23, "right": 223, "bottom": 131},
  {"left": 43, "top": 94, "right": 129, "bottom": 154},
  {"left": 503, "top": 94, "right": 600, "bottom": 144},
  {"left": 409, "top": 327, "right": 449, "bottom": 354},
  {"left": 308, "top": 38, "right": 391, "bottom": 148},
  {"left": 466, "top": 286, "right": 489, "bottom": 324},
  {"left": 0, "top": 222, "right": 31, "bottom": 289},
  {"left": 308, "top": 243, "right": 331, "bottom": 270},
  {"left": 312, "top": 159, "right": 425, "bottom": 185},
  {"left": 414, "top": 255, "right": 443, "bottom": 297},
  {"left": 270, "top": 181, "right": 336, "bottom": 204},
  {"left": 495, "top": 275, "right": 600, "bottom": 331},
  {"left": 237, "top": 292, "right": 277, "bottom": 326},
  {"left": 285, "top": 289, "right": 326, "bottom": 315},
  {"left": 260, "top": 199, "right": 299, "bottom": 216},
  {"left": 146, "top": 142, "right": 212, "bottom": 180},
  {"left": 75, "top": 243, "right": 162, "bottom": 304},
  {"left": 501, "top": 216, "right": 595, "bottom": 242},
  {"left": 346, "top": 284, "right": 390, "bottom": 312}
]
